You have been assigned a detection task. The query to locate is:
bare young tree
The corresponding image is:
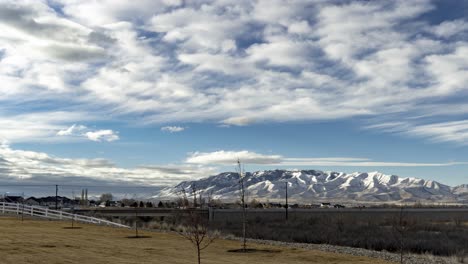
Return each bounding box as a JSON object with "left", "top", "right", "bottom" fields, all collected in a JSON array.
[
  {"left": 99, "top": 193, "right": 113, "bottom": 206},
  {"left": 236, "top": 159, "right": 247, "bottom": 251},
  {"left": 134, "top": 206, "right": 139, "bottom": 238},
  {"left": 178, "top": 211, "right": 218, "bottom": 264},
  {"left": 192, "top": 184, "right": 198, "bottom": 208},
  {"left": 178, "top": 187, "right": 189, "bottom": 208},
  {"left": 393, "top": 207, "right": 410, "bottom": 264}
]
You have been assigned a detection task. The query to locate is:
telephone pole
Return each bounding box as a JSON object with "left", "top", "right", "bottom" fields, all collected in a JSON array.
[
  {"left": 55, "top": 185, "right": 58, "bottom": 210},
  {"left": 285, "top": 182, "right": 288, "bottom": 221}
]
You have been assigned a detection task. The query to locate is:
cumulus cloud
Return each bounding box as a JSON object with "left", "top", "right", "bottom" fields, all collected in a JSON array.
[
  {"left": 161, "top": 126, "right": 185, "bottom": 133},
  {"left": 56, "top": 124, "right": 87, "bottom": 136},
  {"left": 85, "top": 129, "right": 119, "bottom": 142},
  {"left": 56, "top": 124, "right": 119, "bottom": 142}
]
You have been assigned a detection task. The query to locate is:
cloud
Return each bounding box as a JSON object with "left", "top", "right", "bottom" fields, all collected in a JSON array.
[
  {"left": 281, "top": 158, "right": 468, "bottom": 167},
  {"left": 186, "top": 150, "right": 282, "bottom": 165},
  {"left": 85, "top": 129, "right": 119, "bottom": 142},
  {"left": 56, "top": 124, "right": 87, "bottom": 136},
  {"left": 430, "top": 19, "right": 468, "bottom": 38},
  {"left": 56, "top": 124, "right": 120, "bottom": 142},
  {"left": 367, "top": 120, "right": 468, "bottom": 145},
  {"left": 0, "top": 144, "right": 215, "bottom": 186},
  {"left": 0, "top": 112, "right": 99, "bottom": 143},
  {"left": 0, "top": 0, "right": 466, "bottom": 146},
  {"left": 161, "top": 126, "right": 185, "bottom": 133},
  {"left": 0, "top": 144, "right": 466, "bottom": 191},
  {"left": 186, "top": 150, "right": 468, "bottom": 167},
  {"left": 221, "top": 117, "right": 255, "bottom": 126}
]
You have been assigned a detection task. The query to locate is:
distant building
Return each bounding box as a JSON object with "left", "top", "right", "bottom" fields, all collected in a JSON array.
[
  {"left": 1, "top": 196, "right": 24, "bottom": 203},
  {"left": 25, "top": 197, "right": 41, "bottom": 206},
  {"left": 320, "top": 202, "right": 331, "bottom": 208}
]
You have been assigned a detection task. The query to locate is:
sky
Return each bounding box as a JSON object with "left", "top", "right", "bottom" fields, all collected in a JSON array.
[{"left": 0, "top": 0, "right": 467, "bottom": 196}]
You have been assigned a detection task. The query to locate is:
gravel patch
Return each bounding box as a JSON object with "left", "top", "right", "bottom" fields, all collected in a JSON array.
[{"left": 223, "top": 236, "right": 460, "bottom": 264}]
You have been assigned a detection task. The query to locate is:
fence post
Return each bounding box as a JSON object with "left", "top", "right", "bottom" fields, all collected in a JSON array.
[
  {"left": 59, "top": 211, "right": 62, "bottom": 220},
  {"left": 2, "top": 202, "right": 4, "bottom": 213},
  {"left": 30, "top": 206, "right": 34, "bottom": 216},
  {"left": 45, "top": 208, "right": 48, "bottom": 217},
  {"left": 16, "top": 203, "right": 20, "bottom": 214}
]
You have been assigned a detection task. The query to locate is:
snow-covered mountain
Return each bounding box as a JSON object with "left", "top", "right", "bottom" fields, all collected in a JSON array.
[
  {"left": 452, "top": 184, "right": 468, "bottom": 202},
  {"left": 157, "top": 170, "right": 466, "bottom": 203}
]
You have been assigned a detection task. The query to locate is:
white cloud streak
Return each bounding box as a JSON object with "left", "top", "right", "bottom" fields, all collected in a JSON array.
[
  {"left": 186, "top": 150, "right": 468, "bottom": 167},
  {"left": 186, "top": 150, "right": 282, "bottom": 165},
  {"left": 161, "top": 126, "right": 185, "bottom": 133},
  {"left": 367, "top": 120, "right": 468, "bottom": 145}
]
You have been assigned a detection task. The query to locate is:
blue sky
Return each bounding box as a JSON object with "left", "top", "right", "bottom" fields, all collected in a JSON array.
[{"left": 0, "top": 0, "right": 467, "bottom": 190}]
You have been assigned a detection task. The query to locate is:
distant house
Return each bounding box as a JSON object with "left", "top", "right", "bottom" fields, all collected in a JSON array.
[
  {"left": 1, "top": 196, "right": 24, "bottom": 203},
  {"left": 25, "top": 197, "right": 41, "bottom": 206},
  {"left": 1, "top": 195, "right": 81, "bottom": 208},
  {"left": 333, "top": 204, "right": 345, "bottom": 208},
  {"left": 267, "top": 202, "right": 282, "bottom": 208},
  {"left": 320, "top": 202, "right": 331, "bottom": 208}
]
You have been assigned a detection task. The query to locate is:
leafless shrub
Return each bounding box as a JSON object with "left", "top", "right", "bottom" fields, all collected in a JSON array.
[{"left": 177, "top": 211, "right": 218, "bottom": 264}]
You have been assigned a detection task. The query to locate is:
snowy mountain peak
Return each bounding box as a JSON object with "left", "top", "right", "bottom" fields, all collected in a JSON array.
[{"left": 156, "top": 169, "right": 465, "bottom": 203}]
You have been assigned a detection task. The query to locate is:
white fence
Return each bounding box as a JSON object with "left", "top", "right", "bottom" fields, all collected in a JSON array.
[{"left": 0, "top": 202, "right": 129, "bottom": 228}]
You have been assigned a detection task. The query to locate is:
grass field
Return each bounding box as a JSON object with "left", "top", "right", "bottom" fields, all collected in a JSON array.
[{"left": 0, "top": 217, "right": 394, "bottom": 264}]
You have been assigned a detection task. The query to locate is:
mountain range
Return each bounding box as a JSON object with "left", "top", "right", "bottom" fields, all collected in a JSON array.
[{"left": 157, "top": 170, "right": 468, "bottom": 204}]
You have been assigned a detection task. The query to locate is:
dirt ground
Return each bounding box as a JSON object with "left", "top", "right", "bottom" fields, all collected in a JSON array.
[{"left": 0, "top": 217, "right": 394, "bottom": 264}]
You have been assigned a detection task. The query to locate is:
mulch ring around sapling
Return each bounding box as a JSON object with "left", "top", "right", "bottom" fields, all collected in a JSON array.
[{"left": 227, "top": 248, "right": 281, "bottom": 253}]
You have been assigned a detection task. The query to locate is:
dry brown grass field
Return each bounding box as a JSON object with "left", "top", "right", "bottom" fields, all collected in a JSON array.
[{"left": 0, "top": 217, "right": 395, "bottom": 264}]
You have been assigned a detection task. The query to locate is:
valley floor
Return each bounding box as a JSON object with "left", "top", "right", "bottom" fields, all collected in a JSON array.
[{"left": 0, "top": 216, "right": 392, "bottom": 264}]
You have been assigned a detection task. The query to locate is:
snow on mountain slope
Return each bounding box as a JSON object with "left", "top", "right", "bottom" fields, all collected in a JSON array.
[
  {"left": 452, "top": 184, "right": 468, "bottom": 202},
  {"left": 156, "top": 170, "right": 464, "bottom": 203}
]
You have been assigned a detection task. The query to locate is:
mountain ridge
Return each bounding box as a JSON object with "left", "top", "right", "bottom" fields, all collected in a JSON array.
[{"left": 157, "top": 169, "right": 467, "bottom": 203}]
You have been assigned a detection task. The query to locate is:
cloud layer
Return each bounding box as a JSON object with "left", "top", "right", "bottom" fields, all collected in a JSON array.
[
  {"left": 186, "top": 150, "right": 468, "bottom": 167},
  {"left": 0, "top": 143, "right": 215, "bottom": 186},
  {"left": 0, "top": 142, "right": 465, "bottom": 188},
  {"left": 0, "top": 0, "right": 466, "bottom": 144}
]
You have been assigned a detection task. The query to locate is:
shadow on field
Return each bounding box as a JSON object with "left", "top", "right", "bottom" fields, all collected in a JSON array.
[
  {"left": 63, "top": 227, "right": 82, "bottom": 229},
  {"left": 125, "top": 235, "right": 151, "bottom": 239},
  {"left": 227, "top": 248, "right": 281, "bottom": 253}
]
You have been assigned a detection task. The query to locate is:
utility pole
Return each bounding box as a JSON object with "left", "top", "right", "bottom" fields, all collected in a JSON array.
[
  {"left": 237, "top": 159, "right": 247, "bottom": 251},
  {"left": 55, "top": 185, "right": 58, "bottom": 210},
  {"left": 21, "top": 192, "right": 25, "bottom": 222},
  {"left": 135, "top": 206, "right": 139, "bottom": 238},
  {"left": 285, "top": 182, "right": 288, "bottom": 221}
]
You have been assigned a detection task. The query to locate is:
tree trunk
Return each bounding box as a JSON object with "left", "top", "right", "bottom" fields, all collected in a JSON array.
[{"left": 197, "top": 244, "right": 201, "bottom": 264}]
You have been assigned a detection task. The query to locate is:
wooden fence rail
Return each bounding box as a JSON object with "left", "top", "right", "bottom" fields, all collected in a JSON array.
[{"left": 0, "top": 202, "right": 129, "bottom": 228}]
